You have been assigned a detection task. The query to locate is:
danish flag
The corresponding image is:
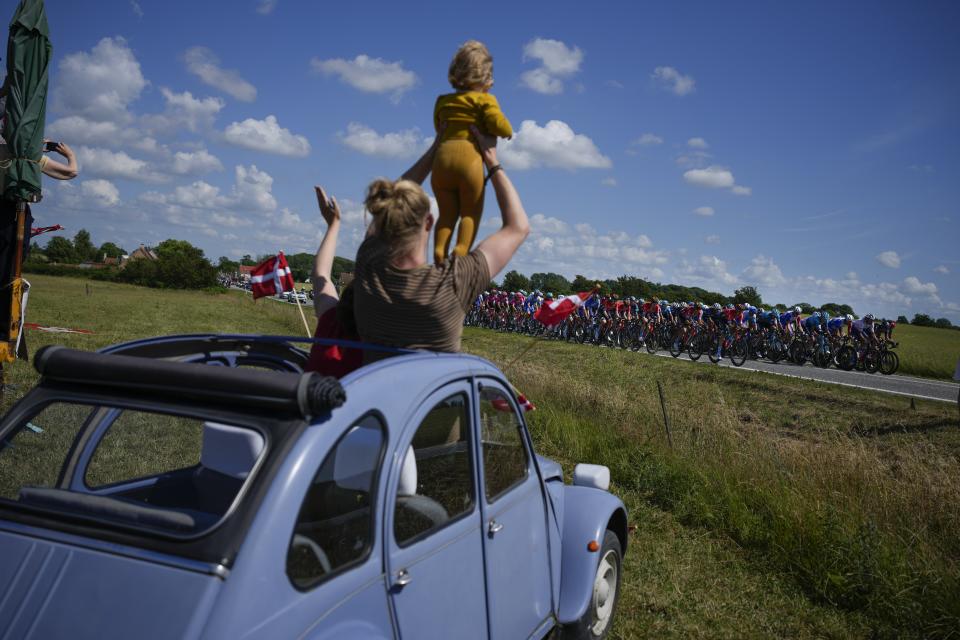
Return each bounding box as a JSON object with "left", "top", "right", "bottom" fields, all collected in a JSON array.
[
  {"left": 534, "top": 287, "right": 600, "bottom": 327},
  {"left": 250, "top": 252, "right": 296, "bottom": 300}
]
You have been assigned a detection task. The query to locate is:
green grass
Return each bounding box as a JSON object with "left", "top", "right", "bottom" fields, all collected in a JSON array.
[
  {"left": 888, "top": 323, "right": 960, "bottom": 380},
  {"left": 3, "top": 275, "right": 959, "bottom": 638},
  {"left": 462, "top": 329, "right": 960, "bottom": 638}
]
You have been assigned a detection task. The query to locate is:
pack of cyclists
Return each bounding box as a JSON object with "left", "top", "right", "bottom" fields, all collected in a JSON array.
[{"left": 466, "top": 289, "right": 901, "bottom": 374}]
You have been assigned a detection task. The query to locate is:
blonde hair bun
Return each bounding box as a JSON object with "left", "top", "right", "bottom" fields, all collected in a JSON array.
[{"left": 364, "top": 178, "right": 431, "bottom": 258}]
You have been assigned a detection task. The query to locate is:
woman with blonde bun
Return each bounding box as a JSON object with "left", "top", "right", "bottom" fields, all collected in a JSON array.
[
  {"left": 351, "top": 126, "right": 528, "bottom": 358},
  {"left": 431, "top": 40, "right": 513, "bottom": 264}
]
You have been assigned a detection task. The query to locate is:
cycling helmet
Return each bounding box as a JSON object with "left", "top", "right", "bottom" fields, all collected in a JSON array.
[
  {"left": 794, "top": 306, "right": 801, "bottom": 314},
  {"left": 547, "top": 292, "right": 554, "bottom": 298},
  {"left": 864, "top": 313, "right": 874, "bottom": 321},
  {"left": 846, "top": 314, "right": 854, "bottom": 322},
  {"left": 713, "top": 302, "right": 721, "bottom": 310},
  {"left": 812, "top": 311, "right": 820, "bottom": 318}
]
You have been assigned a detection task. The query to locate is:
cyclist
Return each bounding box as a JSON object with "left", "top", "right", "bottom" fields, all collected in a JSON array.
[
  {"left": 850, "top": 314, "right": 878, "bottom": 345},
  {"left": 802, "top": 311, "right": 822, "bottom": 335},
  {"left": 779, "top": 306, "right": 803, "bottom": 336},
  {"left": 826, "top": 314, "right": 849, "bottom": 337}
]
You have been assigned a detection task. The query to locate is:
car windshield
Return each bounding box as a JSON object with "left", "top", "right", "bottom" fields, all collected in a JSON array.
[{"left": 0, "top": 401, "right": 265, "bottom": 537}]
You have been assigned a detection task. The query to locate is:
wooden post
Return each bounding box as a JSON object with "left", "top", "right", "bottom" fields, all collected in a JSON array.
[{"left": 657, "top": 381, "right": 674, "bottom": 449}]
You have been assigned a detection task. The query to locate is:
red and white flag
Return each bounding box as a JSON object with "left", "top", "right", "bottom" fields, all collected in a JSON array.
[
  {"left": 534, "top": 288, "right": 598, "bottom": 327},
  {"left": 250, "top": 252, "right": 296, "bottom": 300}
]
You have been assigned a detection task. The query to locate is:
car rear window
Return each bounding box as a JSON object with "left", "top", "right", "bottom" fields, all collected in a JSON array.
[{"left": 0, "top": 401, "right": 265, "bottom": 537}]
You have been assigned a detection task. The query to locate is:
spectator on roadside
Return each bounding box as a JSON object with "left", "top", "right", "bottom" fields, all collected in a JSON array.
[
  {"left": 302, "top": 185, "right": 361, "bottom": 378},
  {"left": 350, "top": 125, "right": 529, "bottom": 359},
  {"left": 0, "top": 139, "right": 78, "bottom": 189}
]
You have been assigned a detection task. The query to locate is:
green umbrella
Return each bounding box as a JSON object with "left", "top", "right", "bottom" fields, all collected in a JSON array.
[{"left": 3, "top": 0, "right": 50, "bottom": 203}]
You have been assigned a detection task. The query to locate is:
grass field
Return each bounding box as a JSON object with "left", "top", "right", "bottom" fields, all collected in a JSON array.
[
  {"left": 886, "top": 323, "right": 960, "bottom": 379},
  {"left": 3, "top": 275, "right": 960, "bottom": 638}
]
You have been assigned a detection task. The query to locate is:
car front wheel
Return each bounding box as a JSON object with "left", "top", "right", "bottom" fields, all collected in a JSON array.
[{"left": 557, "top": 529, "right": 622, "bottom": 639}]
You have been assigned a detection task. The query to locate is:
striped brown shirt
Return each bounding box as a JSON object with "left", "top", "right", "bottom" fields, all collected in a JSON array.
[{"left": 354, "top": 236, "right": 489, "bottom": 353}]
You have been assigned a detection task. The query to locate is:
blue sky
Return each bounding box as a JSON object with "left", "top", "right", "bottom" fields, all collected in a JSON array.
[{"left": 32, "top": 0, "right": 960, "bottom": 319}]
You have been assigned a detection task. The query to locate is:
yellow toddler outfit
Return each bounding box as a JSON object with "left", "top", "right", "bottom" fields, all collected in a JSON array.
[{"left": 431, "top": 91, "right": 512, "bottom": 263}]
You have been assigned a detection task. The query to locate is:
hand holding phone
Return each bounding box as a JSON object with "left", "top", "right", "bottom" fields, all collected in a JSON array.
[{"left": 44, "top": 140, "right": 61, "bottom": 152}]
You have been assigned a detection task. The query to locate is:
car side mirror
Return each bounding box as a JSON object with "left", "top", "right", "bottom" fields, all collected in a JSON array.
[{"left": 572, "top": 464, "right": 610, "bottom": 491}]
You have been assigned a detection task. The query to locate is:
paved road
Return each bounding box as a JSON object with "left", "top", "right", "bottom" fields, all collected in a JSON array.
[{"left": 647, "top": 350, "right": 958, "bottom": 403}]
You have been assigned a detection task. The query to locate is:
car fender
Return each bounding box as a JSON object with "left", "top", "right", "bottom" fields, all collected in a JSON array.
[{"left": 556, "top": 485, "right": 628, "bottom": 624}]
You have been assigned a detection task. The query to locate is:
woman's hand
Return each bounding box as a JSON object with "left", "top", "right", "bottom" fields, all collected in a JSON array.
[
  {"left": 469, "top": 126, "right": 498, "bottom": 169},
  {"left": 315, "top": 186, "right": 341, "bottom": 226}
]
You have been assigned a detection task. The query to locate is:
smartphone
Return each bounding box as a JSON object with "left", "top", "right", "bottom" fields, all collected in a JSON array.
[{"left": 44, "top": 141, "right": 60, "bottom": 152}]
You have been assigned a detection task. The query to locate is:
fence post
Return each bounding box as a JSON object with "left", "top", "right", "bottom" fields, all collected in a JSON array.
[{"left": 657, "top": 381, "right": 674, "bottom": 449}]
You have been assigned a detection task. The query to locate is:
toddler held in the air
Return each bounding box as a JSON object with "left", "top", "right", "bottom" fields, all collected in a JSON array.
[{"left": 431, "top": 41, "right": 512, "bottom": 263}]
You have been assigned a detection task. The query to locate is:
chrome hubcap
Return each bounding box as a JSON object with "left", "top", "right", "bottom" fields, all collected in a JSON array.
[{"left": 590, "top": 550, "right": 617, "bottom": 635}]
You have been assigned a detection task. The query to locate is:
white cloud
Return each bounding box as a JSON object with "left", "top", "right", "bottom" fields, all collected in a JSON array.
[
  {"left": 130, "top": 1, "right": 143, "bottom": 18},
  {"left": 54, "top": 37, "right": 146, "bottom": 123},
  {"left": 229, "top": 165, "right": 277, "bottom": 211},
  {"left": 500, "top": 120, "right": 611, "bottom": 170},
  {"left": 310, "top": 55, "right": 417, "bottom": 101},
  {"left": 257, "top": 0, "right": 278, "bottom": 14},
  {"left": 875, "top": 251, "right": 901, "bottom": 269},
  {"left": 143, "top": 88, "right": 225, "bottom": 134},
  {"left": 184, "top": 47, "right": 257, "bottom": 102},
  {"left": 902, "top": 276, "right": 937, "bottom": 296},
  {"left": 529, "top": 213, "right": 569, "bottom": 234},
  {"left": 634, "top": 133, "right": 663, "bottom": 146},
  {"left": 652, "top": 66, "right": 695, "bottom": 96},
  {"left": 693, "top": 206, "right": 714, "bottom": 217},
  {"left": 75, "top": 146, "right": 164, "bottom": 183},
  {"left": 601, "top": 177, "right": 617, "bottom": 187},
  {"left": 705, "top": 235, "right": 720, "bottom": 244},
  {"left": 82, "top": 180, "right": 121, "bottom": 207},
  {"left": 223, "top": 115, "right": 311, "bottom": 157},
  {"left": 170, "top": 149, "right": 224, "bottom": 175},
  {"left": 684, "top": 166, "right": 734, "bottom": 188},
  {"left": 934, "top": 265, "right": 950, "bottom": 274},
  {"left": 46, "top": 116, "right": 136, "bottom": 147},
  {"left": 338, "top": 122, "right": 424, "bottom": 158},
  {"left": 520, "top": 38, "right": 583, "bottom": 95},
  {"left": 683, "top": 165, "right": 750, "bottom": 195},
  {"left": 676, "top": 255, "right": 739, "bottom": 288},
  {"left": 742, "top": 255, "right": 786, "bottom": 288},
  {"left": 687, "top": 137, "right": 708, "bottom": 149}
]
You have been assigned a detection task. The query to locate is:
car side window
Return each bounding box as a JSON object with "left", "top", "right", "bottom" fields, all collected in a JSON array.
[
  {"left": 287, "top": 414, "right": 385, "bottom": 590},
  {"left": 394, "top": 393, "right": 474, "bottom": 547},
  {"left": 479, "top": 386, "right": 529, "bottom": 502}
]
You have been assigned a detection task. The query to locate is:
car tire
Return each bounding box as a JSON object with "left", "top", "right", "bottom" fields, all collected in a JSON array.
[{"left": 556, "top": 529, "right": 622, "bottom": 640}]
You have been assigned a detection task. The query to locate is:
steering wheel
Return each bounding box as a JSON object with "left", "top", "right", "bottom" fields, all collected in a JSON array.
[{"left": 292, "top": 534, "right": 332, "bottom": 575}]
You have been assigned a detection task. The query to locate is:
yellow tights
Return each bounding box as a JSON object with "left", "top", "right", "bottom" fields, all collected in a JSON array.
[{"left": 431, "top": 139, "right": 485, "bottom": 264}]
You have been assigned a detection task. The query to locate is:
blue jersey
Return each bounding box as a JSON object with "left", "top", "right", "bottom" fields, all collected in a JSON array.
[
  {"left": 758, "top": 311, "right": 778, "bottom": 326},
  {"left": 584, "top": 297, "right": 600, "bottom": 312},
  {"left": 779, "top": 311, "right": 796, "bottom": 325},
  {"left": 827, "top": 317, "right": 845, "bottom": 331},
  {"left": 803, "top": 315, "right": 821, "bottom": 330}
]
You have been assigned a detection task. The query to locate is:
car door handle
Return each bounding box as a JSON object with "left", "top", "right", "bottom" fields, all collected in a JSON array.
[
  {"left": 393, "top": 569, "right": 412, "bottom": 588},
  {"left": 488, "top": 519, "right": 504, "bottom": 535}
]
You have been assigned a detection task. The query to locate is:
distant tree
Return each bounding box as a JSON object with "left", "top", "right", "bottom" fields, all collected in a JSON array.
[
  {"left": 911, "top": 313, "right": 935, "bottom": 327},
  {"left": 935, "top": 318, "right": 953, "bottom": 328},
  {"left": 73, "top": 229, "right": 97, "bottom": 262},
  {"left": 285, "top": 252, "right": 313, "bottom": 282},
  {"left": 571, "top": 274, "right": 594, "bottom": 292},
  {"left": 240, "top": 254, "right": 257, "bottom": 266},
  {"left": 530, "top": 272, "right": 572, "bottom": 295},
  {"left": 896, "top": 315, "right": 909, "bottom": 324},
  {"left": 119, "top": 239, "right": 217, "bottom": 289},
  {"left": 733, "top": 286, "right": 762, "bottom": 307},
  {"left": 217, "top": 256, "right": 240, "bottom": 273},
  {"left": 98, "top": 242, "right": 125, "bottom": 260},
  {"left": 792, "top": 302, "right": 815, "bottom": 314},
  {"left": 501, "top": 270, "right": 531, "bottom": 292},
  {"left": 44, "top": 236, "right": 76, "bottom": 264},
  {"left": 821, "top": 302, "right": 855, "bottom": 317},
  {"left": 332, "top": 256, "right": 355, "bottom": 285}
]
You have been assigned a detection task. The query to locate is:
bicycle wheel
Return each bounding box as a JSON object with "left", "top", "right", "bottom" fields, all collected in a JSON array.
[
  {"left": 688, "top": 333, "right": 705, "bottom": 361},
  {"left": 879, "top": 350, "right": 899, "bottom": 375},
  {"left": 864, "top": 349, "right": 880, "bottom": 374},
  {"left": 729, "top": 337, "right": 748, "bottom": 367},
  {"left": 835, "top": 345, "right": 856, "bottom": 371},
  {"left": 708, "top": 336, "right": 723, "bottom": 363},
  {"left": 669, "top": 333, "right": 684, "bottom": 358}
]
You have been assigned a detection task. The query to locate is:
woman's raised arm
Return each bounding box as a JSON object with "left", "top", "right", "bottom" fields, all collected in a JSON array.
[{"left": 311, "top": 185, "right": 342, "bottom": 318}]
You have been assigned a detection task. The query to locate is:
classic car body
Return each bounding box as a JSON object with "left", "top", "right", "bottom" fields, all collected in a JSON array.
[{"left": 0, "top": 335, "right": 627, "bottom": 639}]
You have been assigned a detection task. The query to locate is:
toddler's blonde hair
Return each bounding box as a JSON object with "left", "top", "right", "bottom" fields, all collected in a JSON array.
[{"left": 448, "top": 40, "right": 493, "bottom": 91}]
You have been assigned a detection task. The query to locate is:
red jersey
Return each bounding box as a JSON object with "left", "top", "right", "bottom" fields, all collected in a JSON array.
[{"left": 304, "top": 308, "right": 362, "bottom": 378}]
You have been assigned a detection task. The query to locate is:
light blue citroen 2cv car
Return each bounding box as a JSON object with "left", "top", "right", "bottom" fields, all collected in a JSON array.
[{"left": 0, "top": 335, "right": 627, "bottom": 639}]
